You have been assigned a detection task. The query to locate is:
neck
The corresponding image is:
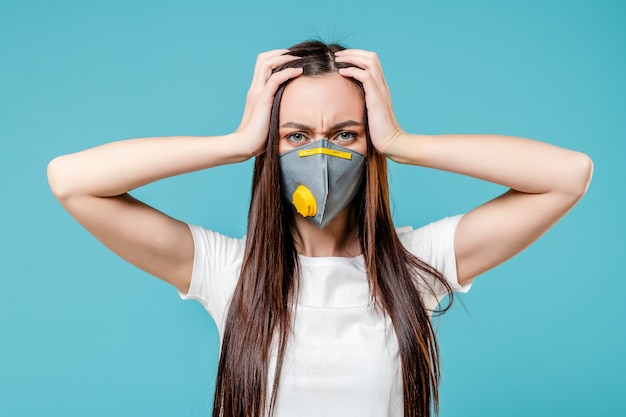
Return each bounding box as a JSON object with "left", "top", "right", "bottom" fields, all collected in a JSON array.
[{"left": 291, "top": 207, "right": 361, "bottom": 258}]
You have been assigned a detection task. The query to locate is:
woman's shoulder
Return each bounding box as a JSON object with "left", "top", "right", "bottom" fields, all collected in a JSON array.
[
  {"left": 178, "top": 224, "right": 246, "bottom": 320},
  {"left": 186, "top": 223, "right": 247, "bottom": 262},
  {"left": 396, "top": 214, "right": 465, "bottom": 248},
  {"left": 396, "top": 214, "right": 470, "bottom": 294}
]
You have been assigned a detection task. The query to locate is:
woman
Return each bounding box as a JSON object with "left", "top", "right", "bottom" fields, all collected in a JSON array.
[{"left": 47, "top": 40, "right": 593, "bottom": 417}]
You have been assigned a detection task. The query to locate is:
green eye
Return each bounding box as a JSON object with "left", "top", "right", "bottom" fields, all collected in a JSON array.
[
  {"left": 336, "top": 131, "right": 356, "bottom": 142},
  {"left": 288, "top": 133, "right": 306, "bottom": 143}
]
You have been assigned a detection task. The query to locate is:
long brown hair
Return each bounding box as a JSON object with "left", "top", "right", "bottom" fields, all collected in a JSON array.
[{"left": 213, "top": 40, "right": 453, "bottom": 417}]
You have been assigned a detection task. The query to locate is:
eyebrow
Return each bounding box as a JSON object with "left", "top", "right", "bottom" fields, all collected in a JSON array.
[{"left": 280, "top": 120, "right": 363, "bottom": 131}]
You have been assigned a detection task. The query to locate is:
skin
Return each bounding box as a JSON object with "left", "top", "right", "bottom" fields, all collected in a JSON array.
[
  {"left": 278, "top": 73, "right": 367, "bottom": 258},
  {"left": 47, "top": 48, "right": 593, "bottom": 294}
]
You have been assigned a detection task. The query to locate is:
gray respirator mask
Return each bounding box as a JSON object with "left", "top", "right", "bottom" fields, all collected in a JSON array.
[{"left": 279, "top": 138, "right": 366, "bottom": 229}]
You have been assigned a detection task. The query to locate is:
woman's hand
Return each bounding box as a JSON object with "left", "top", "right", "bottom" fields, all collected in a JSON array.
[
  {"left": 235, "top": 49, "right": 303, "bottom": 157},
  {"left": 334, "top": 49, "right": 404, "bottom": 155}
]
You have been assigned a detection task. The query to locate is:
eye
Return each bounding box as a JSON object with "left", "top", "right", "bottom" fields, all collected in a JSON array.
[
  {"left": 287, "top": 133, "right": 307, "bottom": 143},
  {"left": 334, "top": 131, "right": 357, "bottom": 142}
]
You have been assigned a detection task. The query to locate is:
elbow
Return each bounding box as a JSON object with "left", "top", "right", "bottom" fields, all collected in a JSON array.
[
  {"left": 47, "top": 155, "right": 74, "bottom": 201},
  {"left": 565, "top": 151, "right": 594, "bottom": 201}
]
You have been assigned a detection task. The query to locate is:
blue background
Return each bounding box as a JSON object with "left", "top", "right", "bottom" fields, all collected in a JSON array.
[{"left": 1, "top": 0, "right": 624, "bottom": 416}]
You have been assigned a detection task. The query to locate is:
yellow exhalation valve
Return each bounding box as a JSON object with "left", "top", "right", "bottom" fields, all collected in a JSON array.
[{"left": 292, "top": 185, "right": 317, "bottom": 217}]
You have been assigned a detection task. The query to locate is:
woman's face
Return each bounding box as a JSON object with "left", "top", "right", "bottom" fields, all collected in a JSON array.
[{"left": 278, "top": 73, "right": 367, "bottom": 156}]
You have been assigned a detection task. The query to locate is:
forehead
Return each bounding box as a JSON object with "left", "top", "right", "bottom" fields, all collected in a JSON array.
[{"left": 279, "top": 73, "right": 364, "bottom": 123}]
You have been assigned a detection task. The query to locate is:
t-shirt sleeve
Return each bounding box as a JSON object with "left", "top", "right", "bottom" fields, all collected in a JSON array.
[
  {"left": 397, "top": 214, "right": 473, "bottom": 308},
  {"left": 177, "top": 224, "right": 244, "bottom": 327}
]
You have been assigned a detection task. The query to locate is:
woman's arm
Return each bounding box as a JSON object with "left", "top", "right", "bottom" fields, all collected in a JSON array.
[
  {"left": 335, "top": 49, "right": 593, "bottom": 286},
  {"left": 48, "top": 50, "right": 302, "bottom": 293},
  {"left": 47, "top": 135, "right": 247, "bottom": 294},
  {"left": 386, "top": 133, "right": 593, "bottom": 285}
]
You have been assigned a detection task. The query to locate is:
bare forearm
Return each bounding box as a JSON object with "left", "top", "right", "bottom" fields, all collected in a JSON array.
[
  {"left": 48, "top": 134, "right": 249, "bottom": 199},
  {"left": 386, "top": 133, "right": 593, "bottom": 198}
]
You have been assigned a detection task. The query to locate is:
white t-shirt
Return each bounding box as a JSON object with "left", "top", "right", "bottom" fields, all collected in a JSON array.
[{"left": 179, "top": 215, "right": 471, "bottom": 417}]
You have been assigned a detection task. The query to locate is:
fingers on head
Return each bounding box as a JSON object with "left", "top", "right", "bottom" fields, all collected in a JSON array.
[
  {"left": 334, "top": 53, "right": 380, "bottom": 72},
  {"left": 266, "top": 67, "right": 303, "bottom": 89},
  {"left": 256, "top": 50, "right": 300, "bottom": 71},
  {"left": 256, "top": 49, "right": 290, "bottom": 62},
  {"left": 335, "top": 49, "right": 378, "bottom": 60},
  {"left": 338, "top": 66, "right": 369, "bottom": 83},
  {"left": 252, "top": 67, "right": 302, "bottom": 103},
  {"left": 250, "top": 51, "right": 301, "bottom": 92}
]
